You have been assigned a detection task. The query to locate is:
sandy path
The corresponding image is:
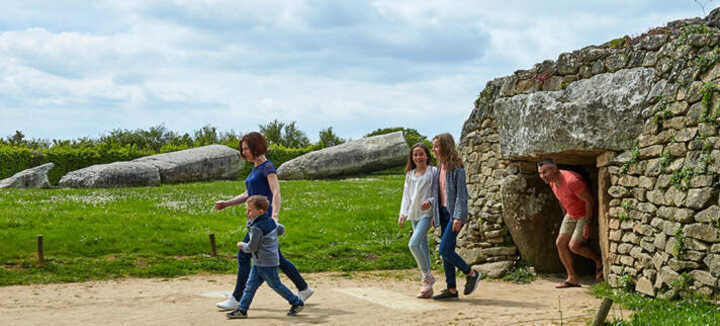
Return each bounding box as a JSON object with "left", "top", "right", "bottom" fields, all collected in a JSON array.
[{"left": 0, "top": 270, "right": 609, "bottom": 326}]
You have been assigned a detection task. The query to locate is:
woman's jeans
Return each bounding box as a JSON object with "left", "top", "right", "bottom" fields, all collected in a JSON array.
[
  {"left": 409, "top": 216, "right": 432, "bottom": 274},
  {"left": 439, "top": 206, "right": 471, "bottom": 289},
  {"left": 238, "top": 265, "right": 303, "bottom": 312},
  {"left": 233, "top": 232, "right": 308, "bottom": 300}
]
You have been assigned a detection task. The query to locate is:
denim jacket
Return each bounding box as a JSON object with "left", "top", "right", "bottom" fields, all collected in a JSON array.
[{"left": 431, "top": 165, "right": 469, "bottom": 227}]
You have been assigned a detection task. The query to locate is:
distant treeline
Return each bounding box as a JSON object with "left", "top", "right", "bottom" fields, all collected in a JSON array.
[{"left": 1, "top": 122, "right": 429, "bottom": 184}]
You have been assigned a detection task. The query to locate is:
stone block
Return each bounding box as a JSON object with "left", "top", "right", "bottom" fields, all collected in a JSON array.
[
  {"left": 636, "top": 277, "right": 656, "bottom": 296},
  {"left": 689, "top": 270, "right": 717, "bottom": 287},
  {"left": 703, "top": 254, "right": 720, "bottom": 275},
  {"left": 684, "top": 223, "right": 720, "bottom": 242},
  {"left": 696, "top": 205, "right": 720, "bottom": 223},
  {"left": 687, "top": 188, "right": 718, "bottom": 209}
]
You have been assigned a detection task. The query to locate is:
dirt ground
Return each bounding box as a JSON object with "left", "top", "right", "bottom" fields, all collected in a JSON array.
[{"left": 0, "top": 270, "right": 621, "bottom": 326}]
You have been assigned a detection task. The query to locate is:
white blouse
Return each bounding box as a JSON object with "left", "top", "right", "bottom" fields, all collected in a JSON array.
[{"left": 399, "top": 167, "right": 436, "bottom": 221}]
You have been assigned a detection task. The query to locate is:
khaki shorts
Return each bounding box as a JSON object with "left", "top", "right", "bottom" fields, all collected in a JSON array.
[{"left": 559, "top": 215, "right": 588, "bottom": 242}]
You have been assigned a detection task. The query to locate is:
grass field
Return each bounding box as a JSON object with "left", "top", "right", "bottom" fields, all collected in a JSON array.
[
  {"left": 591, "top": 282, "right": 720, "bottom": 325},
  {"left": 0, "top": 174, "right": 431, "bottom": 286}
]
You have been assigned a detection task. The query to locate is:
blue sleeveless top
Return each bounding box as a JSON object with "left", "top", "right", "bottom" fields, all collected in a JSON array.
[{"left": 245, "top": 160, "right": 277, "bottom": 213}]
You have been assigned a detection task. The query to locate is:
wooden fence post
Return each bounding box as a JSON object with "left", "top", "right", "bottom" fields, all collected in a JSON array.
[
  {"left": 209, "top": 233, "right": 217, "bottom": 257},
  {"left": 37, "top": 235, "right": 44, "bottom": 265},
  {"left": 592, "top": 298, "right": 613, "bottom": 326}
]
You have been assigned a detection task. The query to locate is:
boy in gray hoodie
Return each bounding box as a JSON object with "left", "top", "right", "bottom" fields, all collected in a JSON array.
[{"left": 227, "top": 195, "right": 304, "bottom": 319}]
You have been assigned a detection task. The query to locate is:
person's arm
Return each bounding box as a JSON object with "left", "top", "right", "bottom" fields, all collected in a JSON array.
[
  {"left": 452, "top": 168, "right": 468, "bottom": 232},
  {"left": 239, "top": 226, "right": 262, "bottom": 254},
  {"left": 577, "top": 189, "right": 594, "bottom": 220},
  {"left": 267, "top": 173, "right": 282, "bottom": 221},
  {"left": 577, "top": 188, "right": 594, "bottom": 238},
  {"left": 399, "top": 173, "right": 411, "bottom": 226},
  {"left": 215, "top": 191, "right": 249, "bottom": 210},
  {"left": 420, "top": 167, "right": 435, "bottom": 211}
]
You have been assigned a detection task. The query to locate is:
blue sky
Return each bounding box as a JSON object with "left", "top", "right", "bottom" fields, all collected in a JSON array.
[{"left": 0, "top": 1, "right": 710, "bottom": 142}]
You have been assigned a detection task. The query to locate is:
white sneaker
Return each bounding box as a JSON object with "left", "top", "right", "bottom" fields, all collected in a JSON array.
[
  {"left": 216, "top": 295, "right": 239, "bottom": 311},
  {"left": 297, "top": 287, "right": 314, "bottom": 302}
]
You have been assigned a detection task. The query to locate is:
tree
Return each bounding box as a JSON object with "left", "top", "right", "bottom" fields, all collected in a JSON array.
[
  {"left": 259, "top": 119, "right": 285, "bottom": 145},
  {"left": 194, "top": 125, "right": 219, "bottom": 145},
  {"left": 8, "top": 130, "right": 26, "bottom": 145},
  {"left": 282, "top": 121, "right": 310, "bottom": 148},
  {"left": 258, "top": 120, "right": 310, "bottom": 148},
  {"left": 318, "top": 127, "right": 345, "bottom": 148}
]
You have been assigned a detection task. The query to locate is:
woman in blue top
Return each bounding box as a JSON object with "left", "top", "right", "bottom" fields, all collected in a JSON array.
[{"left": 213, "top": 132, "right": 314, "bottom": 311}]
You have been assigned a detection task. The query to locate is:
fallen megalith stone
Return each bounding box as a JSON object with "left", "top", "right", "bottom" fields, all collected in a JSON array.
[
  {"left": 58, "top": 144, "right": 243, "bottom": 188},
  {"left": 133, "top": 144, "right": 243, "bottom": 183},
  {"left": 59, "top": 161, "right": 161, "bottom": 188},
  {"left": 0, "top": 163, "right": 54, "bottom": 189},
  {"left": 277, "top": 131, "right": 409, "bottom": 179}
]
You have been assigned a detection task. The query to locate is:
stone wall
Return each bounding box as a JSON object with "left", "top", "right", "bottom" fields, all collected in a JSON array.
[{"left": 458, "top": 9, "right": 720, "bottom": 297}]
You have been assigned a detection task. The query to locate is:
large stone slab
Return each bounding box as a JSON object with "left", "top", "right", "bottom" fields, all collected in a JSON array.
[
  {"left": 277, "top": 132, "right": 409, "bottom": 180},
  {"left": 0, "top": 163, "right": 54, "bottom": 188},
  {"left": 501, "top": 173, "right": 565, "bottom": 273},
  {"left": 59, "top": 162, "right": 161, "bottom": 188},
  {"left": 134, "top": 144, "right": 243, "bottom": 183},
  {"left": 493, "top": 67, "right": 657, "bottom": 159}
]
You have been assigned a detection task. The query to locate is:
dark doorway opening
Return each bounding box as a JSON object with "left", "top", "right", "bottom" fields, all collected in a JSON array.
[{"left": 502, "top": 153, "right": 604, "bottom": 277}]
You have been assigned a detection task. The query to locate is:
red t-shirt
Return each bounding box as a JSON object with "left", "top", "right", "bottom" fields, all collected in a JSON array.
[{"left": 549, "top": 170, "right": 588, "bottom": 220}]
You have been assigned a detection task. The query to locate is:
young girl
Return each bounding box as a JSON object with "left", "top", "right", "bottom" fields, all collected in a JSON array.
[
  {"left": 431, "top": 133, "right": 481, "bottom": 300},
  {"left": 398, "top": 143, "right": 437, "bottom": 298}
]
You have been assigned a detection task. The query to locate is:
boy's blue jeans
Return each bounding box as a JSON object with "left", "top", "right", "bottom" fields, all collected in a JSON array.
[
  {"left": 439, "top": 206, "right": 471, "bottom": 289},
  {"left": 409, "top": 216, "right": 432, "bottom": 274},
  {"left": 233, "top": 233, "right": 308, "bottom": 300},
  {"left": 238, "top": 265, "right": 303, "bottom": 312}
]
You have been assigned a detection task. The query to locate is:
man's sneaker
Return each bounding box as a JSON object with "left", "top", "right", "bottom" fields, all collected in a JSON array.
[
  {"left": 226, "top": 309, "right": 247, "bottom": 319},
  {"left": 463, "top": 270, "right": 481, "bottom": 295},
  {"left": 432, "top": 289, "right": 459, "bottom": 300},
  {"left": 287, "top": 303, "right": 304, "bottom": 316},
  {"left": 298, "top": 287, "right": 314, "bottom": 302},
  {"left": 216, "top": 295, "right": 239, "bottom": 311}
]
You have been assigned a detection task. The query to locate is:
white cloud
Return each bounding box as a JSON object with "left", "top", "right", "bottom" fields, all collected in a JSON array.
[{"left": 0, "top": 0, "right": 711, "bottom": 142}]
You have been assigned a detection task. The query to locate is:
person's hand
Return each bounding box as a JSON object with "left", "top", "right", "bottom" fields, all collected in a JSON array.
[
  {"left": 237, "top": 241, "right": 246, "bottom": 248},
  {"left": 452, "top": 219, "right": 462, "bottom": 232},
  {"left": 583, "top": 222, "right": 591, "bottom": 239},
  {"left": 214, "top": 201, "right": 227, "bottom": 211},
  {"left": 420, "top": 200, "right": 431, "bottom": 211},
  {"left": 398, "top": 215, "right": 407, "bottom": 227}
]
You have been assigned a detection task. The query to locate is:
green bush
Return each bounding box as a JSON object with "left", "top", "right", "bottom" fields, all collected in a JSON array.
[
  {"left": 1, "top": 141, "right": 323, "bottom": 185},
  {"left": 0, "top": 144, "right": 152, "bottom": 185},
  {"left": 236, "top": 143, "right": 323, "bottom": 178}
]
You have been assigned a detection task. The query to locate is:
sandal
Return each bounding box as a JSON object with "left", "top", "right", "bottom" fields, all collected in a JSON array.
[
  {"left": 555, "top": 280, "right": 581, "bottom": 289},
  {"left": 595, "top": 264, "right": 604, "bottom": 281},
  {"left": 416, "top": 288, "right": 433, "bottom": 298}
]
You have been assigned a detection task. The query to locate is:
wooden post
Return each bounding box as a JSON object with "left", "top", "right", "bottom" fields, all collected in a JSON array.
[
  {"left": 592, "top": 298, "right": 613, "bottom": 326},
  {"left": 209, "top": 233, "right": 217, "bottom": 257},
  {"left": 37, "top": 235, "right": 44, "bottom": 265}
]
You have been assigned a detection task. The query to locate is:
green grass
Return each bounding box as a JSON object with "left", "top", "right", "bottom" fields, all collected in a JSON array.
[
  {"left": 0, "top": 174, "right": 422, "bottom": 286},
  {"left": 590, "top": 282, "right": 720, "bottom": 325}
]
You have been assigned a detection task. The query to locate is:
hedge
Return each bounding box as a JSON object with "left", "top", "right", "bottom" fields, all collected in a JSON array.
[
  {"left": 0, "top": 144, "right": 153, "bottom": 185},
  {"left": 0, "top": 142, "right": 323, "bottom": 185}
]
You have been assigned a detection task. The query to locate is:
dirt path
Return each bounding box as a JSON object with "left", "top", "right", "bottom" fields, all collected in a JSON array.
[{"left": 0, "top": 270, "right": 613, "bottom": 326}]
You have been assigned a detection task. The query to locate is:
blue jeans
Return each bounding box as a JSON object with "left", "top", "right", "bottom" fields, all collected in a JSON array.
[
  {"left": 232, "top": 232, "right": 308, "bottom": 300},
  {"left": 439, "top": 206, "right": 471, "bottom": 289},
  {"left": 238, "top": 265, "right": 303, "bottom": 312},
  {"left": 409, "top": 217, "right": 432, "bottom": 274}
]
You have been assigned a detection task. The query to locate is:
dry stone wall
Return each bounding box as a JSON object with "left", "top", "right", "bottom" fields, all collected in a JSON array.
[{"left": 458, "top": 9, "right": 720, "bottom": 296}]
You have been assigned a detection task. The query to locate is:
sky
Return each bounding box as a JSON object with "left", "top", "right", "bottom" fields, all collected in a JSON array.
[{"left": 0, "top": 1, "right": 712, "bottom": 143}]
